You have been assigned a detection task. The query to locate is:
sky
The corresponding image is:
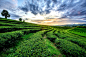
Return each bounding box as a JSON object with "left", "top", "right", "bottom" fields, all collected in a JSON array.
[{"left": 0, "top": 0, "right": 86, "bottom": 25}]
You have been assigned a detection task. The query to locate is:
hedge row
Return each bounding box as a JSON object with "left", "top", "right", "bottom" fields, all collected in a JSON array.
[
  {"left": 0, "top": 26, "right": 41, "bottom": 33},
  {"left": 0, "top": 31, "right": 24, "bottom": 49},
  {"left": 0, "top": 18, "right": 18, "bottom": 22},
  {"left": 0, "top": 26, "right": 41, "bottom": 29},
  {"left": 54, "top": 30, "right": 86, "bottom": 42},
  {"left": 61, "top": 30, "right": 86, "bottom": 40},
  {"left": 65, "top": 38, "right": 86, "bottom": 50},
  {"left": 0, "top": 29, "right": 41, "bottom": 49},
  {"left": 46, "top": 30, "right": 57, "bottom": 42},
  {"left": 0, "top": 23, "right": 15, "bottom": 26},
  {"left": 0, "top": 18, "right": 41, "bottom": 27},
  {"left": 70, "top": 28, "right": 86, "bottom": 32},
  {"left": 69, "top": 30, "right": 86, "bottom": 37},
  {"left": 0, "top": 27, "right": 22, "bottom": 33},
  {"left": 0, "top": 19, "right": 23, "bottom": 24},
  {"left": 41, "top": 29, "right": 53, "bottom": 37},
  {"left": 55, "top": 38, "right": 86, "bottom": 57},
  {"left": 0, "top": 21, "right": 21, "bottom": 25},
  {"left": 7, "top": 30, "right": 51, "bottom": 57},
  {"left": 76, "top": 26, "right": 86, "bottom": 28},
  {"left": 54, "top": 30, "right": 86, "bottom": 49},
  {"left": 54, "top": 31, "right": 62, "bottom": 38}
]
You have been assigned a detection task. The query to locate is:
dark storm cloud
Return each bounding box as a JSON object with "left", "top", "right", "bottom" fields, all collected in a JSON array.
[
  {"left": 19, "top": 1, "right": 39, "bottom": 15},
  {"left": 19, "top": 0, "right": 53, "bottom": 15},
  {"left": 19, "top": 6, "right": 28, "bottom": 12}
]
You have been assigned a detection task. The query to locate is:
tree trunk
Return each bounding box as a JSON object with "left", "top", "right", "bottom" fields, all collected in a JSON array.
[{"left": 5, "top": 15, "right": 7, "bottom": 19}]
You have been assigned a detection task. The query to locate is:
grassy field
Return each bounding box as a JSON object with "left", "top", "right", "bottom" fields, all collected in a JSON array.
[{"left": 0, "top": 18, "right": 86, "bottom": 57}]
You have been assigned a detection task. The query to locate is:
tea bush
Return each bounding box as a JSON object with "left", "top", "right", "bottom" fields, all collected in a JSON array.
[
  {"left": 7, "top": 30, "right": 51, "bottom": 57},
  {"left": 0, "top": 29, "right": 41, "bottom": 49},
  {"left": 46, "top": 30, "right": 57, "bottom": 42},
  {"left": 55, "top": 38, "right": 86, "bottom": 57}
]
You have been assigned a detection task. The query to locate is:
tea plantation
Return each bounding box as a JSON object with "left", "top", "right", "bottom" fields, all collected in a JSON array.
[{"left": 0, "top": 18, "right": 86, "bottom": 57}]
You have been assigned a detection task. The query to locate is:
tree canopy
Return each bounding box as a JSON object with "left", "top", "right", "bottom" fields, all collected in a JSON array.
[
  {"left": 1, "top": 10, "right": 10, "bottom": 19},
  {"left": 19, "top": 18, "right": 22, "bottom": 21}
]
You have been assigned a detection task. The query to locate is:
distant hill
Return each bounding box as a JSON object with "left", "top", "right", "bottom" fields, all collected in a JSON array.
[{"left": 55, "top": 24, "right": 86, "bottom": 27}]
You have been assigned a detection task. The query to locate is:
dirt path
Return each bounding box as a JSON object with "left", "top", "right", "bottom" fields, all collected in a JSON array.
[{"left": 43, "top": 35, "right": 63, "bottom": 57}]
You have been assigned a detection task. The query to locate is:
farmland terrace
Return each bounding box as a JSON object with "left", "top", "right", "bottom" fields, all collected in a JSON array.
[{"left": 0, "top": 18, "right": 86, "bottom": 57}]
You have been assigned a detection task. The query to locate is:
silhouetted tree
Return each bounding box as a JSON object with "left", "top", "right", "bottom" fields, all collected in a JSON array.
[
  {"left": 19, "top": 18, "right": 22, "bottom": 21},
  {"left": 1, "top": 10, "right": 10, "bottom": 19},
  {"left": 23, "top": 20, "right": 25, "bottom": 22}
]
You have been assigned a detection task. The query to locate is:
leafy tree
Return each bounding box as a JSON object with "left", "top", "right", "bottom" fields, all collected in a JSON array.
[
  {"left": 19, "top": 18, "right": 22, "bottom": 21},
  {"left": 23, "top": 20, "right": 25, "bottom": 22},
  {"left": 1, "top": 10, "right": 10, "bottom": 19}
]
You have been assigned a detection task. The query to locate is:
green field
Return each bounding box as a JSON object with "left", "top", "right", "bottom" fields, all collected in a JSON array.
[{"left": 0, "top": 18, "right": 86, "bottom": 57}]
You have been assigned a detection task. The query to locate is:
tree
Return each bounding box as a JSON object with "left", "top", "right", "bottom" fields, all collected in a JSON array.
[
  {"left": 1, "top": 10, "right": 10, "bottom": 19},
  {"left": 19, "top": 18, "right": 22, "bottom": 21},
  {"left": 23, "top": 20, "right": 25, "bottom": 22}
]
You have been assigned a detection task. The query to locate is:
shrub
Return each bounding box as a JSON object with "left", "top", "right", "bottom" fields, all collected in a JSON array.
[
  {"left": 0, "top": 26, "right": 41, "bottom": 33},
  {"left": 0, "top": 31, "right": 24, "bottom": 49},
  {"left": 0, "top": 29, "right": 40, "bottom": 49},
  {"left": 46, "top": 31, "right": 57, "bottom": 42},
  {"left": 19, "top": 18, "right": 22, "bottom": 21},
  {"left": 65, "top": 38, "right": 86, "bottom": 49},
  {"left": 55, "top": 38, "right": 86, "bottom": 57},
  {"left": 7, "top": 30, "right": 51, "bottom": 57}
]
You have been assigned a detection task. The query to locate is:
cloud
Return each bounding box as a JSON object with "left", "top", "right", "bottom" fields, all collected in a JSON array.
[
  {"left": 0, "top": 0, "right": 86, "bottom": 25},
  {"left": 10, "top": 13, "right": 21, "bottom": 19},
  {"left": 19, "top": 0, "right": 86, "bottom": 19},
  {"left": 0, "top": 0, "right": 18, "bottom": 11},
  {"left": 52, "top": 0, "right": 57, "bottom": 3},
  {"left": 12, "top": 0, "right": 18, "bottom": 6},
  {"left": 30, "top": 18, "right": 86, "bottom": 25},
  {"left": 63, "top": 0, "right": 86, "bottom": 16},
  {"left": 19, "top": 0, "right": 52, "bottom": 15}
]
